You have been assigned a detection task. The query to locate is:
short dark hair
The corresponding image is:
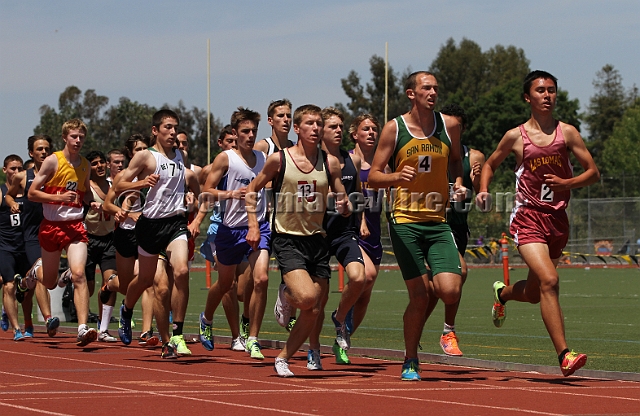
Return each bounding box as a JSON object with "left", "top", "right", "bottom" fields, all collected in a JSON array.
[
  {"left": 107, "top": 149, "right": 124, "bottom": 162},
  {"left": 267, "top": 99, "right": 292, "bottom": 118},
  {"left": 217, "top": 125, "right": 234, "bottom": 142},
  {"left": 404, "top": 71, "right": 436, "bottom": 91},
  {"left": 293, "top": 104, "right": 322, "bottom": 126},
  {"left": 123, "top": 133, "right": 150, "bottom": 159},
  {"left": 152, "top": 109, "right": 179, "bottom": 128},
  {"left": 230, "top": 107, "right": 261, "bottom": 130},
  {"left": 27, "top": 134, "right": 52, "bottom": 153},
  {"left": 86, "top": 150, "right": 106, "bottom": 163},
  {"left": 440, "top": 103, "right": 468, "bottom": 131},
  {"left": 523, "top": 70, "right": 558, "bottom": 96},
  {"left": 3, "top": 154, "right": 23, "bottom": 168}
]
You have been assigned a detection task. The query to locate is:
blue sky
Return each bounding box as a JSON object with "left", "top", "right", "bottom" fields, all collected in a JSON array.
[{"left": 1, "top": 0, "right": 639, "bottom": 161}]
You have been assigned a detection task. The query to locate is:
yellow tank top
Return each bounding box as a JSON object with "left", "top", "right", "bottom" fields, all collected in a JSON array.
[
  {"left": 388, "top": 113, "right": 451, "bottom": 224},
  {"left": 272, "top": 148, "right": 329, "bottom": 236},
  {"left": 42, "top": 151, "right": 89, "bottom": 221}
]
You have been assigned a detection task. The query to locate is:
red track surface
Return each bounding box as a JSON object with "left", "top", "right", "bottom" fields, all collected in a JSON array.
[{"left": 1, "top": 329, "right": 639, "bottom": 415}]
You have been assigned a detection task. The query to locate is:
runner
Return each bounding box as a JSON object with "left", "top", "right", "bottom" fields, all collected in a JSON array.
[
  {"left": 307, "top": 107, "right": 365, "bottom": 370},
  {"left": 477, "top": 70, "right": 599, "bottom": 376},
  {"left": 198, "top": 107, "right": 270, "bottom": 359},
  {"left": 245, "top": 104, "right": 350, "bottom": 377},
  {"left": 84, "top": 150, "right": 118, "bottom": 342},
  {"left": 368, "top": 71, "right": 464, "bottom": 380},
  {"left": 5, "top": 135, "right": 60, "bottom": 338},
  {"left": 115, "top": 110, "right": 199, "bottom": 358},
  {"left": 28, "top": 119, "right": 101, "bottom": 347},
  {"left": 424, "top": 103, "right": 485, "bottom": 356}
]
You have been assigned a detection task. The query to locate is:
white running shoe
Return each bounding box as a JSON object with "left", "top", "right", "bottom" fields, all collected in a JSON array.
[
  {"left": 25, "top": 258, "right": 41, "bottom": 290},
  {"left": 231, "top": 337, "right": 245, "bottom": 351},
  {"left": 274, "top": 357, "right": 294, "bottom": 377},
  {"left": 98, "top": 330, "right": 118, "bottom": 342},
  {"left": 307, "top": 349, "right": 323, "bottom": 370},
  {"left": 77, "top": 326, "right": 98, "bottom": 347},
  {"left": 274, "top": 283, "right": 291, "bottom": 327},
  {"left": 58, "top": 268, "right": 72, "bottom": 288}
]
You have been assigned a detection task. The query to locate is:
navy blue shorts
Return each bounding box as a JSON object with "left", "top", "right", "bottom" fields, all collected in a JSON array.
[
  {"left": 0, "top": 249, "right": 30, "bottom": 284},
  {"left": 328, "top": 231, "right": 364, "bottom": 268},
  {"left": 215, "top": 221, "right": 271, "bottom": 266}
]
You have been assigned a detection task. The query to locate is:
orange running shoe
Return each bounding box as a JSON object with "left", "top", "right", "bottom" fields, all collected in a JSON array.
[
  {"left": 440, "top": 332, "right": 463, "bottom": 356},
  {"left": 561, "top": 351, "right": 587, "bottom": 376}
]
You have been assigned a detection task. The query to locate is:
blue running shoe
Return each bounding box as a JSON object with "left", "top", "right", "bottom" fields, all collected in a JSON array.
[
  {"left": 345, "top": 306, "right": 354, "bottom": 335},
  {"left": 24, "top": 326, "right": 34, "bottom": 338},
  {"left": 1, "top": 307, "right": 8, "bottom": 332},
  {"left": 14, "top": 329, "right": 25, "bottom": 341},
  {"left": 199, "top": 312, "right": 214, "bottom": 351},
  {"left": 401, "top": 358, "right": 421, "bottom": 381},
  {"left": 46, "top": 317, "right": 60, "bottom": 337},
  {"left": 118, "top": 303, "right": 132, "bottom": 345}
]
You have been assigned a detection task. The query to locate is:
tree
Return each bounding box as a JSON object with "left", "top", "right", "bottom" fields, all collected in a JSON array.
[{"left": 584, "top": 64, "right": 636, "bottom": 164}]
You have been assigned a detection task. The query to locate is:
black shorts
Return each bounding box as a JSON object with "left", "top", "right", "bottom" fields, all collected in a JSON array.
[
  {"left": 136, "top": 215, "right": 189, "bottom": 256},
  {"left": 449, "top": 223, "right": 470, "bottom": 256},
  {"left": 85, "top": 233, "right": 117, "bottom": 281},
  {"left": 0, "top": 249, "right": 30, "bottom": 284},
  {"left": 328, "top": 231, "right": 364, "bottom": 268},
  {"left": 24, "top": 239, "right": 41, "bottom": 266},
  {"left": 114, "top": 227, "right": 138, "bottom": 259},
  {"left": 272, "top": 233, "right": 331, "bottom": 280}
]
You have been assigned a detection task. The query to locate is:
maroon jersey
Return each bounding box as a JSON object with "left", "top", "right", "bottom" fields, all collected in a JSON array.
[{"left": 514, "top": 123, "right": 573, "bottom": 212}]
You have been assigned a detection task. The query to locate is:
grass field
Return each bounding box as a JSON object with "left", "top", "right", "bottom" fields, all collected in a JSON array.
[{"left": 92, "top": 266, "right": 640, "bottom": 373}]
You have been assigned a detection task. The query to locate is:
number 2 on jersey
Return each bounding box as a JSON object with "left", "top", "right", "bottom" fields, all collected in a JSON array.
[{"left": 541, "top": 184, "right": 554, "bottom": 202}]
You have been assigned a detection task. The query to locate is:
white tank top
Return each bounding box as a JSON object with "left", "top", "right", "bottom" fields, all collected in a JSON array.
[
  {"left": 142, "top": 149, "right": 186, "bottom": 219},
  {"left": 220, "top": 149, "right": 266, "bottom": 228}
]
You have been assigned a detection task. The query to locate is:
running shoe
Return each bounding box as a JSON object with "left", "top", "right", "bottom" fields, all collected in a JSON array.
[
  {"left": 274, "top": 283, "right": 291, "bottom": 327},
  {"left": 161, "top": 342, "right": 178, "bottom": 359},
  {"left": 138, "top": 331, "right": 159, "bottom": 347},
  {"left": 240, "top": 318, "right": 249, "bottom": 340},
  {"left": 58, "top": 268, "right": 72, "bottom": 288},
  {"left": 332, "top": 310, "right": 350, "bottom": 350},
  {"left": 231, "top": 337, "right": 245, "bottom": 351},
  {"left": 332, "top": 341, "right": 351, "bottom": 365},
  {"left": 274, "top": 357, "right": 294, "bottom": 377},
  {"left": 170, "top": 335, "right": 192, "bottom": 356},
  {"left": 24, "top": 259, "right": 41, "bottom": 289},
  {"left": 118, "top": 303, "right": 132, "bottom": 345},
  {"left": 492, "top": 281, "right": 506, "bottom": 328},
  {"left": 401, "top": 357, "right": 421, "bottom": 381},
  {"left": 24, "top": 326, "right": 34, "bottom": 338},
  {"left": 98, "top": 330, "right": 118, "bottom": 342},
  {"left": 345, "top": 306, "right": 354, "bottom": 335},
  {"left": 77, "top": 326, "right": 98, "bottom": 347},
  {"left": 440, "top": 332, "right": 463, "bottom": 356},
  {"left": 46, "top": 317, "right": 60, "bottom": 337},
  {"left": 15, "top": 274, "right": 28, "bottom": 292},
  {"left": 307, "top": 349, "right": 323, "bottom": 370},
  {"left": 286, "top": 316, "right": 296, "bottom": 333},
  {"left": 561, "top": 351, "right": 587, "bottom": 377},
  {"left": 14, "top": 329, "right": 24, "bottom": 341},
  {"left": 1, "top": 307, "right": 8, "bottom": 332},
  {"left": 199, "top": 312, "right": 214, "bottom": 351},
  {"left": 246, "top": 339, "right": 265, "bottom": 360}
]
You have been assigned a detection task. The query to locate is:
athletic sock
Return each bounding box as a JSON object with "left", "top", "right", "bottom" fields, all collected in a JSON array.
[
  {"left": 122, "top": 304, "right": 133, "bottom": 320},
  {"left": 173, "top": 321, "right": 184, "bottom": 336},
  {"left": 497, "top": 287, "right": 506, "bottom": 305},
  {"left": 248, "top": 336, "right": 257, "bottom": 342},
  {"left": 100, "top": 305, "right": 113, "bottom": 332},
  {"left": 78, "top": 324, "right": 88, "bottom": 334},
  {"left": 44, "top": 315, "right": 52, "bottom": 322},
  {"left": 558, "top": 348, "right": 570, "bottom": 365},
  {"left": 443, "top": 323, "right": 455, "bottom": 334},
  {"left": 241, "top": 314, "right": 250, "bottom": 325}
]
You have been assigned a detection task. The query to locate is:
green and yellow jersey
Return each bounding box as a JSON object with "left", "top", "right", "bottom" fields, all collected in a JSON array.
[{"left": 387, "top": 112, "right": 451, "bottom": 224}]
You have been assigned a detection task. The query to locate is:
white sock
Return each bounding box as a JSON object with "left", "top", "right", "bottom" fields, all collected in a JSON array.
[
  {"left": 443, "top": 323, "right": 455, "bottom": 334},
  {"left": 248, "top": 336, "right": 257, "bottom": 342},
  {"left": 78, "top": 324, "right": 88, "bottom": 334},
  {"left": 100, "top": 305, "right": 114, "bottom": 332}
]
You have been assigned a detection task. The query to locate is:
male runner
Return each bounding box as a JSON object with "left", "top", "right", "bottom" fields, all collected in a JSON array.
[
  {"left": 246, "top": 104, "right": 350, "bottom": 377},
  {"left": 28, "top": 119, "right": 101, "bottom": 347},
  {"left": 254, "top": 99, "right": 293, "bottom": 155},
  {"left": 198, "top": 108, "right": 271, "bottom": 359},
  {"left": 115, "top": 109, "right": 199, "bottom": 358},
  {"left": 106, "top": 149, "right": 125, "bottom": 184},
  {"left": 477, "top": 70, "right": 599, "bottom": 376},
  {"left": 423, "top": 103, "right": 484, "bottom": 356},
  {"left": 307, "top": 107, "right": 365, "bottom": 370},
  {"left": 368, "top": 71, "right": 464, "bottom": 380},
  {"left": 84, "top": 150, "right": 118, "bottom": 342},
  {"left": 6, "top": 135, "right": 60, "bottom": 338}
]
